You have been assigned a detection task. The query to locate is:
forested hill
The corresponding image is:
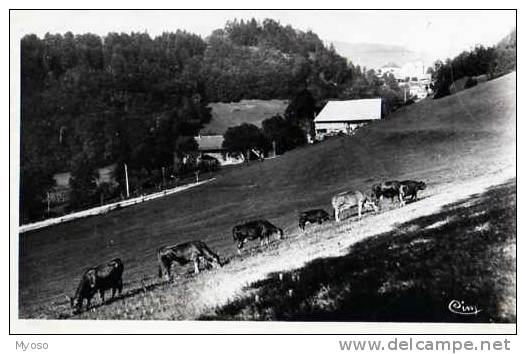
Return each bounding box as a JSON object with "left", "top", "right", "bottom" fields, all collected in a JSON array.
[
  {"left": 19, "top": 19, "right": 403, "bottom": 222},
  {"left": 201, "top": 19, "right": 351, "bottom": 102}
]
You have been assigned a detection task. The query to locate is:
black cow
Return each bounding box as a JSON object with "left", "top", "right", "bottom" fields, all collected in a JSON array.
[
  {"left": 232, "top": 219, "right": 283, "bottom": 253},
  {"left": 298, "top": 209, "right": 331, "bottom": 230},
  {"left": 401, "top": 180, "right": 427, "bottom": 202},
  {"left": 371, "top": 180, "right": 405, "bottom": 207},
  {"left": 68, "top": 258, "right": 124, "bottom": 313},
  {"left": 157, "top": 241, "right": 222, "bottom": 280}
]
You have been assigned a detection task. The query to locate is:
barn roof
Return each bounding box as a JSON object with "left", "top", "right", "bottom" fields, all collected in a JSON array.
[
  {"left": 195, "top": 135, "right": 224, "bottom": 151},
  {"left": 314, "top": 98, "right": 382, "bottom": 123}
]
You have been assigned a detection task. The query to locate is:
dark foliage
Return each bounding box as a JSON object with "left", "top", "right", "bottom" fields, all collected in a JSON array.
[
  {"left": 262, "top": 115, "right": 307, "bottom": 154},
  {"left": 20, "top": 31, "right": 210, "bottom": 221},
  {"left": 432, "top": 28, "right": 516, "bottom": 99},
  {"left": 222, "top": 123, "right": 269, "bottom": 161},
  {"left": 68, "top": 153, "right": 99, "bottom": 210}
]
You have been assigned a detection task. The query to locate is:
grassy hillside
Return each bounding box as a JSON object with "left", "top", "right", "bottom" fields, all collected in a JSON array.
[
  {"left": 200, "top": 99, "right": 288, "bottom": 135},
  {"left": 19, "top": 73, "right": 515, "bottom": 319}
]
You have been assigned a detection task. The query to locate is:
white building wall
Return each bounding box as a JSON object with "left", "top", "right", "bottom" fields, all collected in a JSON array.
[
  {"left": 202, "top": 152, "right": 245, "bottom": 166},
  {"left": 314, "top": 122, "right": 365, "bottom": 140}
]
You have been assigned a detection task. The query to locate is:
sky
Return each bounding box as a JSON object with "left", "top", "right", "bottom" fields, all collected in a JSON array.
[{"left": 11, "top": 10, "right": 516, "bottom": 64}]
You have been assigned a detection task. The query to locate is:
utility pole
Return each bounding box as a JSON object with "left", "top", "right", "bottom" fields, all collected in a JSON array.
[
  {"left": 124, "top": 163, "right": 130, "bottom": 198},
  {"left": 161, "top": 167, "right": 166, "bottom": 189}
]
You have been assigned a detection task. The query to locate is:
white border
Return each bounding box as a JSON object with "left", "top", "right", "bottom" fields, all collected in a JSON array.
[{"left": 7, "top": 4, "right": 520, "bottom": 339}]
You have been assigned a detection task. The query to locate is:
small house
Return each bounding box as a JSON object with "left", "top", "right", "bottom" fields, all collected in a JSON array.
[{"left": 194, "top": 135, "right": 245, "bottom": 165}]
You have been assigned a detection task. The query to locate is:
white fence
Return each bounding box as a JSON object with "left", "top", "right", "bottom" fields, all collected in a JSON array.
[{"left": 19, "top": 178, "right": 215, "bottom": 234}]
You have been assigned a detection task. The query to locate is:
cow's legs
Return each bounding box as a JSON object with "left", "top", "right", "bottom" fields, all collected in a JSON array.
[
  {"left": 334, "top": 208, "right": 339, "bottom": 222},
  {"left": 399, "top": 192, "right": 405, "bottom": 207},
  {"left": 358, "top": 203, "right": 362, "bottom": 219},
  {"left": 162, "top": 260, "right": 172, "bottom": 281},
  {"left": 194, "top": 260, "right": 200, "bottom": 274},
  {"left": 99, "top": 289, "right": 105, "bottom": 303}
]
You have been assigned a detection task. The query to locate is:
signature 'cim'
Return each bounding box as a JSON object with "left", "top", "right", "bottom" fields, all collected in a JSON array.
[{"left": 448, "top": 300, "right": 483, "bottom": 315}]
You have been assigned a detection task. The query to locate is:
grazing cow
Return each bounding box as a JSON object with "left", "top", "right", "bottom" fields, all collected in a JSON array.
[
  {"left": 331, "top": 190, "right": 378, "bottom": 222},
  {"left": 232, "top": 219, "right": 284, "bottom": 253},
  {"left": 371, "top": 180, "right": 405, "bottom": 207},
  {"left": 157, "top": 241, "right": 222, "bottom": 280},
  {"left": 298, "top": 209, "right": 331, "bottom": 230},
  {"left": 68, "top": 258, "right": 124, "bottom": 313},
  {"left": 400, "top": 180, "right": 427, "bottom": 202}
]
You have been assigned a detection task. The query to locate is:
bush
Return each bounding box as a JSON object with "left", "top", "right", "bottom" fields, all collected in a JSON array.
[
  {"left": 465, "top": 77, "right": 478, "bottom": 89},
  {"left": 223, "top": 123, "right": 269, "bottom": 161}
]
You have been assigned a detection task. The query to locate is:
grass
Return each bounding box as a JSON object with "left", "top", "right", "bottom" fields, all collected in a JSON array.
[
  {"left": 201, "top": 99, "right": 288, "bottom": 135},
  {"left": 18, "top": 73, "right": 516, "bottom": 320},
  {"left": 202, "top": 179, "right": 516, "bottom": 322}
]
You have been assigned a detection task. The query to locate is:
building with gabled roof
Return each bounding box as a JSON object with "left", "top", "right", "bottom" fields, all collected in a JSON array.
[
  {"left": 194, "top": 135, "right": 245, "bottom": 165},
  {"left": 314, "top": 98, "right": 382, "bottom": 140}
]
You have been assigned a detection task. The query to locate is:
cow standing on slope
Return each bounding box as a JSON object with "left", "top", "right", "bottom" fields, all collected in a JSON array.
[
  {"left": 298, "top": 209, "right": 331, "bottom": 230},
  {"left": 68, "top": 258, "right": 124, "bottom": 313},
  {"left": 232, "top": 219, "right": 284, "bottom": 253},
  {"left": 371, "top": 181, "right": 406, "bottom": 207},
  {"left": 331, "top": 190, "right": 378, "bottom": 222},
  {"left": 400, "top": 180, "right": 427, "bottom": 202},
  {"left": 157, "top": 241, "right": 222, "bottom": 281}
]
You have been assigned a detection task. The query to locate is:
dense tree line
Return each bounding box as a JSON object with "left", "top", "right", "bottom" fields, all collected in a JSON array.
[
  {"left": 430, "top": 28, "right": 516, "bottom": 99},
  {"left": 20, "top": 31, "right": 211, "bottom": 221},
  {"left": 20, "top": 19, "right": 407, "bottom": 222}
]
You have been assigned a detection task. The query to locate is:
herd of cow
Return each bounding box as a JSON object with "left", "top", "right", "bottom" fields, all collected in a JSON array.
[{"left": 67, "top": 179, "right": 426, "bottom": 313}]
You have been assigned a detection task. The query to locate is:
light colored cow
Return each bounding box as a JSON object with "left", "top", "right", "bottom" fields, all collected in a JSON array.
[{"left": 331, "top": 190, "right": 378, "bottom": 222}]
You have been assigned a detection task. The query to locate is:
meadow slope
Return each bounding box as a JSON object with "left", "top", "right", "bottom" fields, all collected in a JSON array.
[{"left": 18, "top": 73, "right": 516, "bottom": 320}]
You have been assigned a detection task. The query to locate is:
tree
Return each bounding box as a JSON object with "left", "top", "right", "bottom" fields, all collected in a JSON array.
[
  {"left": 222, "top": 123, "right": 269, "bottom": 161},
  {"left": 285, "top": 89, "right": 317, "bottom": 139},
  {"left": 20, "top": 165, "right": 55, "bottom": 223},
  {"left": 262, "top": 115, "right": 306, "bottom": 154},
  {"left": 68, "top": 153, "right": 99, "bottom": 210}
]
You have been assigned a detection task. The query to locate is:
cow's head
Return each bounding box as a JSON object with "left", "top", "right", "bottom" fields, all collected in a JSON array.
[
  {"left": 211, "top": 254, "right": 223, "bottom": 269},
  {"left": 275, "top": 228, "right": 284, "bottom": 240},
  {"left": 66, "top": 295, "right": 80, "bottom": 312},
  {"left": 418, "top": 181, "right": 427, "bottom": 190}
]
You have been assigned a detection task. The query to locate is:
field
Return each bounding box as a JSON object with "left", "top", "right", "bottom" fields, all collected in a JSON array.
[
  {"left": 18, "top": 73, "right": 516, "bottom": 321},
  {"left": 201, "top": 99, "right": 288, "bottom": 135}
]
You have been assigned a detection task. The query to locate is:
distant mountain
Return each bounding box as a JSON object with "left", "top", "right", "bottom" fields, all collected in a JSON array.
[{"left": 330, "top": 41, "right": 427, "bottom": 70}]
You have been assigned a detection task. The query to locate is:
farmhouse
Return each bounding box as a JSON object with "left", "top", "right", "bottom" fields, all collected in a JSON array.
[
  {"left": 194, "top": 135, "right": 245, "bottom": 165},
  {"left": 314, "top": 98, "right": 382, "bottom": 140}
]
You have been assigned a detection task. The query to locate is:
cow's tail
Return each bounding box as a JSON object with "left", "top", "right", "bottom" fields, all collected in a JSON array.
[{"left": 157, "top": 247, "right": 164, "bottom": 278}]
